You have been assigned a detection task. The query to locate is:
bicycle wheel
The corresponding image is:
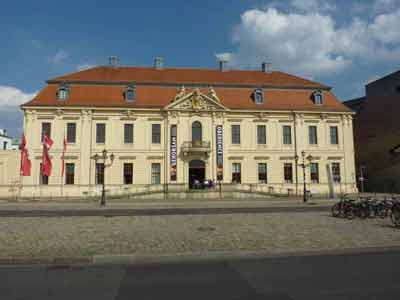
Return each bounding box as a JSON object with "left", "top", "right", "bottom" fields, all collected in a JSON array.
[
  {"left": 332, "top": 203, "right": 341, "bottom": 217},
  {"left": 391, "top": 209, "right": 400, "bottom": 227}
]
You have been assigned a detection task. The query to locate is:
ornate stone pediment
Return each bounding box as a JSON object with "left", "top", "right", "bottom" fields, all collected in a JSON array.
[{"left": 165, "top": 87, "right": 228, "bottom": 111}]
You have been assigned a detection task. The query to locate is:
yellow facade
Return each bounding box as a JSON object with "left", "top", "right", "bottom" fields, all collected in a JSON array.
[{"left": 1, "top": 87, "right": 357, "bottom": 199}]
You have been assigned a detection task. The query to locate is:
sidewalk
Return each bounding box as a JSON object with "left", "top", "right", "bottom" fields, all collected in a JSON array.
[{"left": 0, "top": 198, "right": 334, "bottom": 217}]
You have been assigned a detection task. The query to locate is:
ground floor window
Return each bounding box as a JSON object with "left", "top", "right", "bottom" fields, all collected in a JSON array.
[
  {"left": 151, "top": 163, "right": 161, "bottom": 184},
  {"left": 65, "top": 163, "right": 75, "bottom": 185},
  {"left": 284, "top": 163, "right": 293, "bottom": 183},
  {"left": 95, "top": 163, "right": 104, "bottom": 185},
  {"left": 39, "top": 163, "right": 48, "bottom": 185},
  {"left": 310, "top": 162, "right": 319, "bottom": 183},
  {"left": 232, "top": 163, "right": 241, "bottom": 184},
  {"left": 123, "top": 163, "right": 133, "bottom": 184},
  {"left": 258, "top": 163, "right": 267, "bottom": 183},
  {"left": 332, "top": 162, "right": 341, "bottom": 183}
]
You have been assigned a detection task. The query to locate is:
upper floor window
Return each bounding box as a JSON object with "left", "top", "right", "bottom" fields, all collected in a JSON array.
[
  {"left": 41, "top": 122, "right": 51, "bottom": 142},
  {"left": 124, "top": 85, "right": 136, "bottom": 102},
  {"left": 96, "top": 123, "right": 106, "bottom": 144},
  {"left": 231, "top": 125, "right": 241, "bottom": 144},
  {"left": 309, "top": 126, "right": 318, "bottom": 145},
  {"left": 257, "top": 125, "right": 266, "bottom": 144},
  {"left": 283, "top": 125, "right": 292, "bottom": 145},
  {"left": 330, "top": 126, "right": 339, "bottom": 145},
  {"left": 312, "top": 90, "right": 323, "bottom": 105},
  {"left": 66, "top": 123, "right": 76, "bottom": 144},
  {"left": 124, "top": 123, "right": 134, "bottom": 144},
  {"left": 152, "top": 124, "right": 161, "bottom": 144},
  {"left": 192, "top": 121, "right": 202, "bottom": 143},
  {"left": 253, "top": 88, "right": 264, "bottom": 104},
  {"left": 57, "top": 84, "right": 69, "bottom": 100}
]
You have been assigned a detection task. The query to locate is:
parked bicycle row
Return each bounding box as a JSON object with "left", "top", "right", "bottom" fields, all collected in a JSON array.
[{"left": 331, "top": 195, "right": 400, "bottom": 227}]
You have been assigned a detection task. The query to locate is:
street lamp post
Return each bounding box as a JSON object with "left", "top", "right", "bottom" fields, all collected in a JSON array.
[
  {"left": 295, "top": 151, "right": 313, "bottom": 203},
  {"left": 93, "top": 149, "right": 115, "bottom": 207}
]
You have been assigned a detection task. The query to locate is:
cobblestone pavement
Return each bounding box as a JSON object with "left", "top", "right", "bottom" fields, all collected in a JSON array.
[{"left": 0, "top": 212, "right": 399, "bottom": 258}]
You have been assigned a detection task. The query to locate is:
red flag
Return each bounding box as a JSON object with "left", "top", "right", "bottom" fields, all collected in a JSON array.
[
  {"left": 61, "top": 136, "right": 67, "bottom": 177},
  {"left": 20, "top": 133, "right": 31, "bottom": 176},
  {"left": 41, "top": 135, "right": 54, "bottom": 177}
]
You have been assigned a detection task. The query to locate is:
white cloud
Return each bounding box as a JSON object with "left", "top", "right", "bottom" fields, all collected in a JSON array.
[
  {"left": 48, "top": 50, "right": 69, "bottom": 64},
  {"left": 219, "top": 7, "right": 400, "bottom": 77},
  {"left": 0, "top": 86, "right": 37, "bottom": 110},
  {"left": 290, "top": 0, "right": 336, "bottom": 12},
  {"left": 76, "top": 63, "right": 95, "bottom": 71}
]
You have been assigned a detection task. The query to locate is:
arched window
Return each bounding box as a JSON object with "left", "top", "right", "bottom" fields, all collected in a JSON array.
[
  {"left": 313, "top": 90, "right": 323, "bottom": 105},
  {"left": 57, "top": 83, "right": 69, "bottom": 100},
  {"left": 124, "top": 85, "right": 136, "bottom": 102},
  {"left": 192, "top": 121, "right": 202, "bottom": 143},
  {"left": 253, "top": 88, "right": 264, "bottom": 104}
]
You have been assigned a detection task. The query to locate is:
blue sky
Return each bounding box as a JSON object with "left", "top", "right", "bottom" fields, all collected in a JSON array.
[{"left": 1, "top": 0, "right": 400, "bottom": 137}]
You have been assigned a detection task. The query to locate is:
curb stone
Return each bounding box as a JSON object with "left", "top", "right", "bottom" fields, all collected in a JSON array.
[{"left": 2, "top": 246, "right": 400, "bottom": 267}]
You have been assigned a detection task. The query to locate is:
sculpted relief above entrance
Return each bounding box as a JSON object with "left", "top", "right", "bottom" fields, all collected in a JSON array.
[{"left": 166, "top": 87, "right": 228, "bottom": 112}]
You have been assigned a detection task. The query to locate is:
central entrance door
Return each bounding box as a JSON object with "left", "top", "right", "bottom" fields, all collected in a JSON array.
[{"left": 189, "top": 159, "right": 205, "bottom": 189}]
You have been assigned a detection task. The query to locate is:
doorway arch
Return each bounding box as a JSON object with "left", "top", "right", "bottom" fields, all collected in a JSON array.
[{"left": 189, "top": 159, "right": 205, "bottom": 189}]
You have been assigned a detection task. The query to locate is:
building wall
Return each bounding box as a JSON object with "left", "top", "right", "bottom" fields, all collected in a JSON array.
[
  {"left": 5, "top": 107, "right": 357, "bottom": 199},
  {"left": 0, "top": 150, "right": 20, "bottom": 198},
  {"left": 348, "top": 71, "right": 400, "bottom": 193}
]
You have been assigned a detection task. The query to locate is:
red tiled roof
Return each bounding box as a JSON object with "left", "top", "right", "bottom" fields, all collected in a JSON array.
[
  {"left": 47, "top": 66, "right": 329, "bottom": 88},
  {"left": 23, "top": 84, "right": 351, "bottom": 112}
]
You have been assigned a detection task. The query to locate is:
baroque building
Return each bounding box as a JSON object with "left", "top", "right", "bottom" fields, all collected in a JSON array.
[{"left": 16, "top": 62, "right": 357, "bottom": 198}]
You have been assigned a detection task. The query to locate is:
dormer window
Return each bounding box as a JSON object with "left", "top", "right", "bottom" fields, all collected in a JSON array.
[
  {"left": 313, "top": 90, "right": 323, "bottom": 105},
  {"left": 253, "top": 88, "right": 264, "bottom": 104},
  {"left": 57, "top": 84, "right": 69, "bottom": 100},
  {"left": 124, "top": 85, "right": 136, "bottom": 102}
]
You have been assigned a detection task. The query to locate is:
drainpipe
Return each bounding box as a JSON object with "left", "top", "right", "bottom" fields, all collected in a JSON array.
[{"left": 293, "top": 112, "right": 299, "bottom": 195}]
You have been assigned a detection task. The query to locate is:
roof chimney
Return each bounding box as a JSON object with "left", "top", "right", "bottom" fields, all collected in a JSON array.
[
  {"left": 154, "top": 57, "right": 164, "bottom": 70},
  {"left": 109, "top": 56, "right": 119, "bottom": 67},
  {"left": 218, "top": 59, "right": 229, "bottom": 72},
  {"left": 262, "top": 62, "right": 272, "bottom": 73}
]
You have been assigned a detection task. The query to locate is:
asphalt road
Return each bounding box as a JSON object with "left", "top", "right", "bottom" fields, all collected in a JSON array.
[
  {"left": 1, "top": 250, "right": 399, "bottom": 299},
  {"left": 0, "top": 205, "right": 329, "bottom": 217}
]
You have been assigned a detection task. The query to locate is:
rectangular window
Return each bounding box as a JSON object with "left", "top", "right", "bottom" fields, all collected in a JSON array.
[
  {"left": 39, "top": 163, "right": 49, "bottom": 185},
  {"left": 257, "top": 125, "right": 266, "bottom": 144},
  {"left": 330, "top": 126, "right": 339, "bottom": 145},
  {"left": 283, "top": 126, "right": 292, "bottom": 145},
  {"left": 95, "top": 163, "right": 104, "bottom": 185},
  {"left": 151, "top": 163, "right": 161, "bottom": 184},
  {"left": 123, "top": 163, "right": 133, "bottom": 184},
  {"left": 309, "top": 126, "right": 318, "bottom": 144},
  {"left": 124, "top": 123, "right": 134, "bottom": 144},
  {"left": 41, "top": 122, "right": 51, "bottom": 142},
  {"left": 152, "top": 124, "right": 161, "bottom": 144},
  {"left": 332, "top": 162, "right": 341, "bottom": 183},
  {"left": 232, "top": 163, "right": 241, "bottom": 183},
  {"left": 66, "top": 123, "right": 76, "bottom": 143},
  {"left": 96, "top": 123, "right": 106, "bottom": 144},
  {"left": 231, "top": 125, "right": 241, "bottom": 144},
  {"left": 258, "top": 163, "right": 267, "bottom": 183},
  {"left": 284, "top": 163, "right": 293, "bottom": 183},
  {"left": 65, "top": 163, "right": 75, "bottom": 185},
  {"left": 310, "top": 163, "right": 319, "bottom": 183}
]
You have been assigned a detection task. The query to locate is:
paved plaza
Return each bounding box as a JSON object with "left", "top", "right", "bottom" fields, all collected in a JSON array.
[{"left": 0, "top": 211, "right": 399, "bottom": 259}]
